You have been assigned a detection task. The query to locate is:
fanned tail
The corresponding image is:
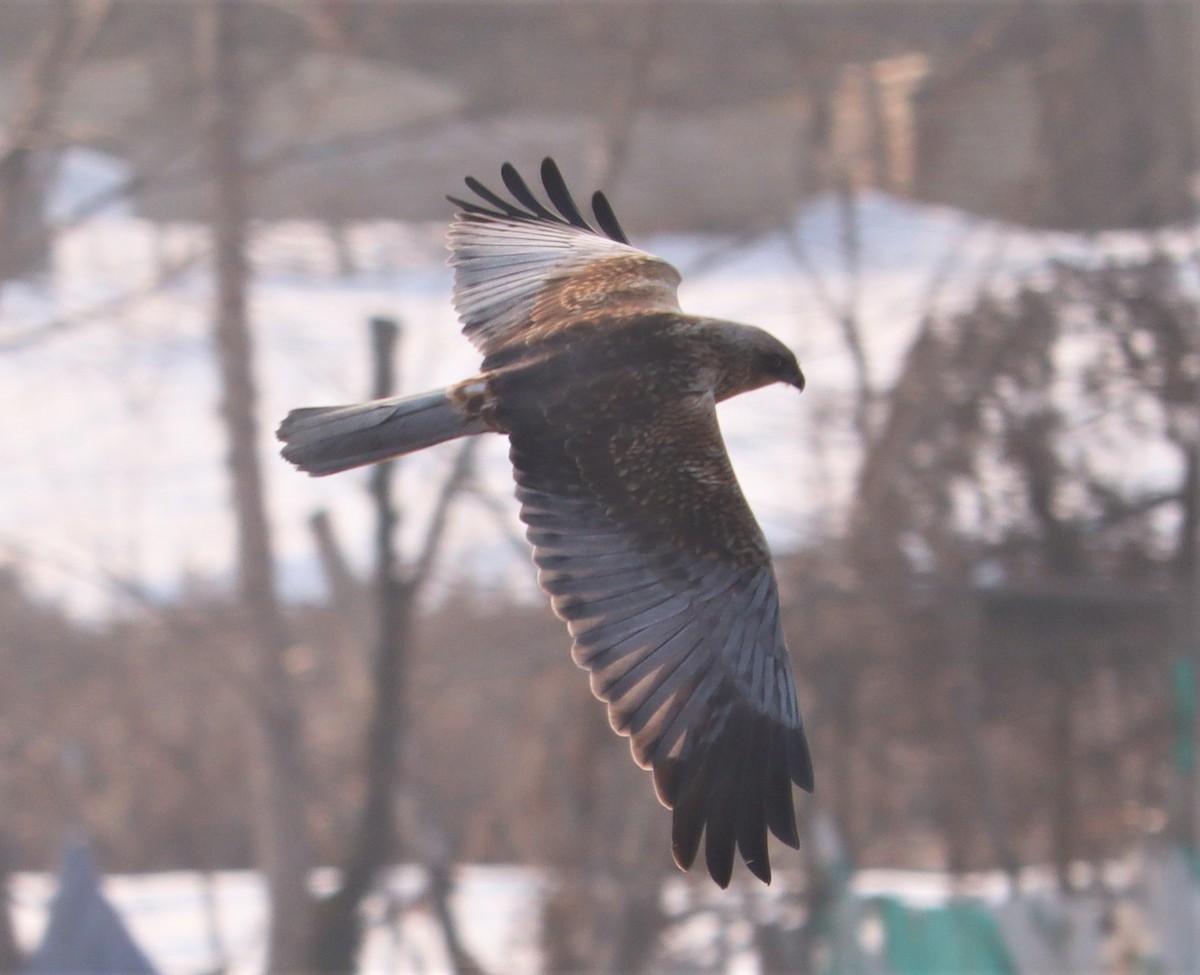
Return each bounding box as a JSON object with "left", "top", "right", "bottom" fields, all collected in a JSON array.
[{"left": 277, "top": 388, "right": 487, "bottom": 476}]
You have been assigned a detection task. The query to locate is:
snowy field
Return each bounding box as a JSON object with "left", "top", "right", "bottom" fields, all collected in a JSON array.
[
  {"left": 11, "top": 849, "right": 1199, "bottom": 974},
  {"left": 12, "top": 862, "right": 544, "bottom": 975},
  {"left": 7, "top": 150, "right": 1187, "bottom": 618}
]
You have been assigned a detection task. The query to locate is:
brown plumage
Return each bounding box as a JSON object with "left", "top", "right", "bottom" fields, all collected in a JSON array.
[{"left": 277, "top": 158, "right": 813, "bottom": 887}]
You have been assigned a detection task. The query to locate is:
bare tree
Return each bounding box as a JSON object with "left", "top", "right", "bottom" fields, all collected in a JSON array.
[
  {"left": 197, "top": 2, "right": 313, "bottom": 969},
  {"left": 0, "top": 0, "right": 111, "bottom": 284},
  {"left": 306, "top": 317, "right": 483, "bottom": 973}
]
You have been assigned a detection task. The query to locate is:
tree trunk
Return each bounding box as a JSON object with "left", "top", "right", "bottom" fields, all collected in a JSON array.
[
  {"left": 197, "top": 3, "right": 313, "bottom": 969},
  {"left": 0, "top": 831, "right": 22, "bottom": 973},
  {"left": 307, "top": 317, "right": 409, "bottom": 971},
  {"left": 1050, "top": 668, "right": 1076, "bottom": 893}
]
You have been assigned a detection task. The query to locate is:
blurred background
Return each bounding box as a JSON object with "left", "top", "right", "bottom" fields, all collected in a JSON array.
[{"left": 1, "top": 0, "right": 1199, "bottom": 972}]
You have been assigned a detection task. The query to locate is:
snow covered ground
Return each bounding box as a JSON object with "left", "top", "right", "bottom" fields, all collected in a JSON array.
[
  {"left": 2, "top": 150, "right": 1194, "bottom": 617},
  {"left": 12, "top": 863, "right": 544, "bottom": 975},
  {"left": 12, "top": 849, "right": 1199, "bottom": 974}
]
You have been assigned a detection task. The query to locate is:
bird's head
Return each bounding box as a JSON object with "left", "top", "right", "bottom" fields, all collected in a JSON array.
[{"left": 708, "top": 322, "right": 805, "bottom": 401}]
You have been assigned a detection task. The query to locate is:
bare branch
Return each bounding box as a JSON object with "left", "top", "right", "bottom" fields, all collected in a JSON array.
[
  {"left": 0, "top": 245, "right": 205, "bottom": 351},
  {"left": 407, "top": 438, "right": 480, "bottom": 597},
  {"left": 0, "top": 0, "right": 114, "bottom": 282}
]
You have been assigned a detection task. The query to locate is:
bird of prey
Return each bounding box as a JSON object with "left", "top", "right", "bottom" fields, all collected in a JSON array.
[{"left": 277, "top": 158, "right": 813, "bottom": 887}]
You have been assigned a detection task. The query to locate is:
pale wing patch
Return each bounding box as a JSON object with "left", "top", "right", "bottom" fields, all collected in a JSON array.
[{"left": 446, "top": 160, "right": 682, "bottom": 357}]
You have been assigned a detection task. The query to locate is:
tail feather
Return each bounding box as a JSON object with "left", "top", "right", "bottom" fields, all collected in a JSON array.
[{"left": 277, "top": 388, "right": 487, "bottom": 476}]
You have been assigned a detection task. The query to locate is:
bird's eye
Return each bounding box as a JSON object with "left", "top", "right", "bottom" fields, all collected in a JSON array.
[{"left": 765, "top": 352, "right": 788, "bottom": 372}]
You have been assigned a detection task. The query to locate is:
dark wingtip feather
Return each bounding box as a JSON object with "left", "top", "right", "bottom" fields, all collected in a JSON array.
[
  {"left": 448, "top": 159, "right": 631, "bottom": 246},
  {"left": 662, "top": 698, "right": 806, "bottom": 886},
  {"left": 768, "top": 798, "right": 801, "bottom": 851},
  {"left": 464, "top": 175, "right": 527, "bottom": 217},
  {"left": 446, "top": 194, "right": 497, "bottom": 217},
  {"left": 665, "top": 704, "right": 720, "bottom": 876},
  {"left": 765, "top": 723, "right": 801, "bottom": 849},
  {"left": 735, "top": 719, "right": 772, "bottom": 884},
  {"left": 709, "top": 850, "right": 734, "bottom": 889},
  {"left": 501, "top": 162, "right": 560, "bottom": 222},
  {"left": 670, "top": 770, "right": 707, "bottom": 873},
  {"left": 591, "top": 190, "right": 629, "bottom": 244},
  {"left": 703, "top": 782, "right": 737, "bottom": 888},
  {"left": 790, "top": 727, "right": 815, "bottom": 793},
  {"left": 744, "top": 853, "right": 772, "bottom": 885},
  {"left": 540, "top": 157, "right": 594, "bottom": 233}
]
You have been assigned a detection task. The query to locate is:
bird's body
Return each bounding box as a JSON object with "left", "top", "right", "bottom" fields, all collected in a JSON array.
[{"left": 278, "top": 159, "right": 813, "bottom": 887}]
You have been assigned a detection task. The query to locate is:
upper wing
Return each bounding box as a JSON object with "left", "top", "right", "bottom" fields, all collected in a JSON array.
[
  {"left": 447, "top": 158, "right": 682, "bottom": 358},
  {"left": 507, "top": 383, "right": 813, "bottom": 887}
]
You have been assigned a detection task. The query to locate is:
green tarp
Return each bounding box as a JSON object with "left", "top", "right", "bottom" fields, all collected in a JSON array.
[
  {"left": 873, "top": 897, "right": 1016, "bottom": 975},
  {"left": 1171, "top": 655, "right": 1196, "bottom": 778}
]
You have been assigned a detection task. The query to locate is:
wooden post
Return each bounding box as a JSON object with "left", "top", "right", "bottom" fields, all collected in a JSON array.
[{"left": 357, "top": 314, "right": 410, "bottom": 890}]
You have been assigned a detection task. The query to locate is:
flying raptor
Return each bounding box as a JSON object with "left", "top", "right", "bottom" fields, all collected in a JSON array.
[{"left": 277, "top": 158, "right": 813, "bottom": 887}]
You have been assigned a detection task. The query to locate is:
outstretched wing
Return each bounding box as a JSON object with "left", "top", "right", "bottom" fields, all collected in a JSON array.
[
  {"left": 447, "top": 158, "right": 682, "bottom": 358},
  {"left": 505, "top": 376, "right": 814, "bottom": 887}
]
